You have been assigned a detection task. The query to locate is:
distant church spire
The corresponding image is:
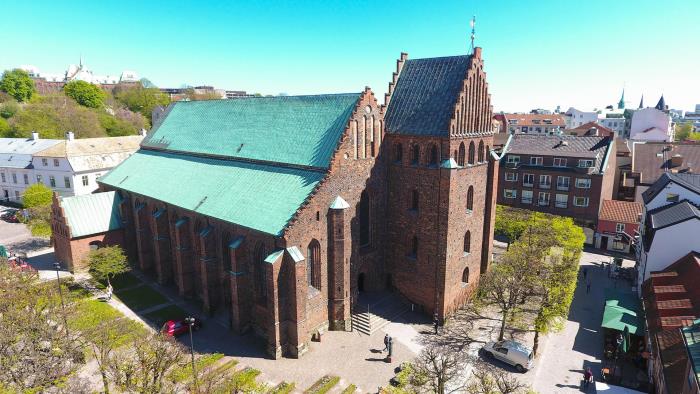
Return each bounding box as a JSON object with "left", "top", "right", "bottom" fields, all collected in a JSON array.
[
  {"left": 638, "top": 95, "right": 644, "bottom": 109},
  {"left": 655, "top": 95, "right": 666, "bottom": 111},
  {"left": 617, "top": 88, "right": 625, "bottom": 109},
  {"left": 469, "top": 15, "right": 476, "bottom": 54}
]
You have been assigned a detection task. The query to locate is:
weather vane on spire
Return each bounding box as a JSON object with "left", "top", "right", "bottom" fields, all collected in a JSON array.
[{"left": 469, "top": 15, "right": 476, "bottom": 54}]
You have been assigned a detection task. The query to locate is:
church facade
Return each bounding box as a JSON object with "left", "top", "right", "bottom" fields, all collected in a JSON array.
[{"left": 95, "top": 47, "right": 498, "bottom": 359}]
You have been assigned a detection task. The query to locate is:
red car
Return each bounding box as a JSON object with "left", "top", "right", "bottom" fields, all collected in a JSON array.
[
  {"left": 160, "top": 318, "right": 202, "bottom": 336},
  {"left": 1, "top": 211, "right": 19, "bottom": 223}
]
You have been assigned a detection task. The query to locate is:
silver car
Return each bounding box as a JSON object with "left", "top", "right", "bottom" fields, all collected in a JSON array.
[{"left": 481, "top": 340, "right": 534, "bottom": 372}]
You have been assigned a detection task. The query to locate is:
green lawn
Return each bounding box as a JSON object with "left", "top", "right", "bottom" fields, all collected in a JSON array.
[
  {"left": 114, "top": 285, "right": 169, "bottom": 312},
  {"left": 70, "top": 298, "right": 122, "bottom": 331},
  {"left": 94, "top": 271, "right": 142, "bottom": 291},
  {"left": 143, "top": 304, "right": 188, "bottom": 326}
]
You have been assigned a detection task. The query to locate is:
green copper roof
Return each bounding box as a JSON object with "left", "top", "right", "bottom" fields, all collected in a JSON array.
[
  {"left": 60, "top": 191, "right": 123, "bottom": 238},
  {"left": 143, "top": 94, "right": 361, "bottom": 169},
  {"left": 99, "top": 150, "right": 325, "bottom": 236}
]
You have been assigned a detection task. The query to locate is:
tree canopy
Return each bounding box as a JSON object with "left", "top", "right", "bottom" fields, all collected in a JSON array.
[
  {"left": 64, "top": 80, "right": 106, "bottom": 108},
  {"left": 114, "top": 85, "right": 170, "bottom": 119},
  {"left": 86, "top": 245, "right": 130, "bottom": 286},
  {"left": 0, "top": 69, "right": 36, "bottom": 102},
  {"left": 22, "top": 183, "right": 52, "bottom": 208}
]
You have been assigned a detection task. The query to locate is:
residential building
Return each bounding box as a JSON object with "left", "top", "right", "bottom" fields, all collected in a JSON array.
[
  {"left": 492, "top": 113, "right": 565, "bottom": 134},
  {"left": 84, "top": 47, "right": 498, "bottom": 359},
  {"left": 565, "top": 121, "right": 615, "bottom": 137},
  {"left": 0, "top": 133, "right": 62, "bottom": 203},
  {"left": 595, "top": 200, "right": 642, "bottom": 253},
  {"left": 497, "top": 134, "right": 616, "bottom": 241},
  {"left": 643, "top": 252, "right": 700, "bottom": 394},
  {"left": 0, "top": 133, "right": 142, "bottom": 204},
  {"left": 32, "top": 133, "right": 143, "bottom": 197},
  {"left": 51, "top": 192, "right": 125, "bottom": 272},
  {"left": 19, "top": 60, "right": 140, "bottom": 94},
  {"left": 564, "top": 107, "right": 628, "bottom": 136},
  {"left": 636, "top": 173, "right": 700, "bottom": 292},
  {"left": 618, "top": 141, "right": 700, "bottom": 202},
  {"left": 564, "top": 107, "right": 598, "bottom": 129}
]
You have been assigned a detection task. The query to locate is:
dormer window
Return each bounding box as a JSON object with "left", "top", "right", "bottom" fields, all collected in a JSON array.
[
  {"left": 578, "top": 159, "right": 594, "bottom": 168},
  {"left": 530, "top": 157, "right": 543, "bottom": 166}
]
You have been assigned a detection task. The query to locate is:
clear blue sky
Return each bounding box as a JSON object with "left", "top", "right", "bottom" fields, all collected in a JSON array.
[{"left": 2, "top": 0, "right": 699, "bottom": 112}]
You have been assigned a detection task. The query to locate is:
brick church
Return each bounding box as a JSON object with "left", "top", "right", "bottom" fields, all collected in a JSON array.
[{"left": 86, "top": 46, "right": 498, "bottom": 358}]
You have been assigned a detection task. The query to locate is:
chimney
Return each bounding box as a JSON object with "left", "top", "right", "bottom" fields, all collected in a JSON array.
[
  {"left": 671, "top": 153, "right": 684, "bottom": 168},
  {"left": 31, "top": 131, "right": 39, "bottom": 141},
  {"left": 65, "top": 131, "right": 75, "bottom": 141}
]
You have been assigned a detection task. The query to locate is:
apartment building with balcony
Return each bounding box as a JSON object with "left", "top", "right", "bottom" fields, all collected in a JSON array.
[{"left": 497, "top": 134, "right": 616, "bottom": 239}]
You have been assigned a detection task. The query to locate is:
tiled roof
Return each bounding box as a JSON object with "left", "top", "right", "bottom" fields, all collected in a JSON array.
[
  {"left": 142, "top": 94, "right": 360, "bottom": 169},
  {"left": 385, "top": 55, "right": 470, "bottom": 136},
  {"left": 632, "top": 142, "right": 700, "bottom": 185},
  {"left": 599, "top": 200, "right": 643, "bottom": 224},
  {"left": 642, "top": 172, "right": 700, "bottom": 204},
  {"left": 99, "top": 150, "right": 325, "bottom": 236},
  {"left": 649, "top": 200, "right": 700, "bottom": 229},
  {"left": 505, "top": 134, "right": 613, "bottom": 173},
  {"left": 643, "top": 252, "right": 700, "bottom": 393},
  {"left": 567, "top": 121, "right": 614, "bottom": 137},
  {"left": 34, "top": 136, "right": 143, "bottom": 157},
  {"left": 60, "top": 191, "right": 123, "bottom": 238},
  {"left": 501, "top": 113, "right": 566, "bottom": 127},
  {"left": 0, "top": 137, "right": 62, "bottom": 169}
]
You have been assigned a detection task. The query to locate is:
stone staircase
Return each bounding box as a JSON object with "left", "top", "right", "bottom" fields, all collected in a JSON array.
[{"left": 351, "top": 293, "right": 409, "bottom": 335}]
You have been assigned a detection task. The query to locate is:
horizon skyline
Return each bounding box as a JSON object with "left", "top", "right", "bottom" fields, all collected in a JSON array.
[{"left": 2, "top": 0, "right": 699, "bottom": 113}]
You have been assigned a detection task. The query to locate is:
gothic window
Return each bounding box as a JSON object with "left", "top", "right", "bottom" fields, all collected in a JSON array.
[
  {"left": 478, "top": 140, "right": 485, "bottom": 162},
  {"left": 411, "top": 144, "right": 420, "bottom": 165},
  {"left": 411, "top": 189, "right": 419, "bottom": 211},
  {"left": 359, "top": 191, "right": 370, "bottom": 246},
  {"left": 394, "top": 143, "right": 403, "bottom": 163},
  {"left": 464, "top": 231, "right": 471, "bottom": 253},
  {"left": 467, "top": 186, "right": 474, "bottom": 212},
  {"left": 307, "top": 240, "right": 321, "bottom": 289},
  {"left": 468, "top": 141, "right": 476, "bottom": 165},
  {"left": 458, "top": 143, "right": 466, "bottom": 166},
  {"left": 429, "top": 144, "right": 438, "bottom": 166},
  {"left": 462, "top": 267, "right": 470, "bottom": 283},
  {"left": 254, "top": 242, "right": 267, "bottom": 303},
  {"left": 410, "top": 235, "right": 418, "bottom": 258}
]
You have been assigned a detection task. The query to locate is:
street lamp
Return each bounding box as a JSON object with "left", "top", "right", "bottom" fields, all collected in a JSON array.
[
  {"left": 185, "top": 316, "right": 198, "bottom": 392},
  {"left": 53, "top": 262, "right": 69, "bottom": 335}
]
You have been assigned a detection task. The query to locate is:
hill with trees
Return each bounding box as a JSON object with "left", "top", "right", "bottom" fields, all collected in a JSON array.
[{"left": 0, "top": 68, "right": 171, "bottom": 139}]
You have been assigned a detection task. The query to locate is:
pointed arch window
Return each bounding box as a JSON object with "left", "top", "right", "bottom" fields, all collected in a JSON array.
[
  {"left": 457, "top": 143, "right": 466, "bottom": 167},
  {"left": 254, "top": 243, "right": 267, "bottom": 303},
  {"left": 409, "top": 235, "right": 418, "bottom": 258},
  {"left": 478, "top": 140, "right": 485, "bottom": 162},
  {"left": 307, "top": 240, "right": 321, "bottom": 290},
  {"left": 467, "top": 186, "right": 474, "bottom": 212},
  {"left": 462, "top": 267, "right": 470, "bottom": 283},
  {"left": 468, "top": 141, "right": 476, "bottom": 165},
  {"left": 411, "top": 189, "right": 419, "bottom": 211},
  {"left": 429, "top": 144, "right": 438, "bottom": 166},
  {"left": 394, "top": 143, "right": 403, "bottom": 163},
  {"left": 360, "top": 191, "right": 370, "bottom": 246},
  {"left": 464, "top": 231, "right": 471, "bottom": 254},
  {"left": 411, "top": 144, "right": 420, "bottom": 165}
]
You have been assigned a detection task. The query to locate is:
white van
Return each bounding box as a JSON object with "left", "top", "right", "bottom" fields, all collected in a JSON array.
[{"left": 481, "top": 340, "right": 534, "bottom": 372}]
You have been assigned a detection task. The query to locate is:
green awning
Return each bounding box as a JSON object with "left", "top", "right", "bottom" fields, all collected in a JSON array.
[{"left": 601, "top": 288, "right": 643, "bottom": 335}]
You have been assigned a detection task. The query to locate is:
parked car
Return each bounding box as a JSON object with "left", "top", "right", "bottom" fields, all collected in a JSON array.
[
  {"left": 481, "top": 340, "right": 534, "bottom": 372},
  {"left": 160, "top": 317, "right": 202, "bottom": 336},
  {"left": 1, "top": 210, "right": 19, "bottom": 223}
]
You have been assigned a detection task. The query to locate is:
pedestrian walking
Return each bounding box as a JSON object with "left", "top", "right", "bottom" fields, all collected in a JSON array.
[
  {"left": 583, "top": 367, "right": 593, "bottom": 388},
  {"left": 106, "top": 284, "right": 113, "bottom": 301},
  {"left": 583, "top": 267, "right": 588, "bottom": 280},
  {"left": 387, "top": 337, "right": 393, "bottom": 358},
  {"left": 383, "top": 334, "right": 389, "bottom": 352},
  {"left": 586, "top": 280, "right": 591, "bottom": 294},
  {"left": 433, "top": 313, "right": 439, "bottom": 335}
]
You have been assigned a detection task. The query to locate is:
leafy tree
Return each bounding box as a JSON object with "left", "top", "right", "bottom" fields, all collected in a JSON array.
[
  {"left": 64, "top": 80, "right": 106, "bottom": 108},
  {"left": 81, "top": 319, "right": 136, "bottom": 394},
  {"left": 0, "top": 117, "right": 9, "bottom": 136},
  {"left": 0, "top": 69, "right": 36, "bottom": 102},
  {"left": 0, "top": 263, "right": 82, "bottom": 390},
  {"left": 0, "top": 99, "right": 19, "bottom": 119},
  {"left": 86, "top": 245, "right": 130, "bottom": 287},
  {"left": 494, "top": 205, "right": 532, "bottom": 247},
  {"left": 675, "top": 122, "right": 694, "bottom": 141},
  {"left": 688, "top": 132, "right": 700, "bottom": 141},
  {"left": 9, "top": 93, "right": 105, "bottom": 139},
  {"left": 23, "top": 183, "right": 52, "bottom": 208},
  {"left": 114, "top": 85, "right": 170, "bottom": 120},
  {"left": 98, "top": 112, "right": 138, "bottom": 136}
]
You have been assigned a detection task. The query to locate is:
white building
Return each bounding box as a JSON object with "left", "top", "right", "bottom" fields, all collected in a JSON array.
[
  {"left": 19, "top": 60, "right": 139, "bottom": 85},
  {"left": 630, "top": 107, "right": 674, "bottom": 141},
  {"left": 636, "top": 172, "right": 700, "bottom": 294},
  {"left": 564, "top": 107, "right": 598, "bottom": 129},
  {"left": 0, "top": 133, "right": 143, "bottom": 204}
]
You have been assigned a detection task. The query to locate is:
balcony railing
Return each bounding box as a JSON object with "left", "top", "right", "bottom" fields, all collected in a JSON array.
[
  {"left": 556, "top": 184, "right": 569, "bottom": 191},
  {"left": 523, "top": 182, "right": 533, "bottom": 188},
  {"left": 505, "top": 162, "right": 520, "bottom": 169},
  {"left": 538, "top": 200, "right": 550, "bottom": 207},
  {"left": 539, "top": 183, "right": 551, "bottom": 189},
  {"left": 521, "top": 198, "right": 533, "bottom": 204}
]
